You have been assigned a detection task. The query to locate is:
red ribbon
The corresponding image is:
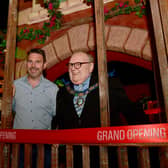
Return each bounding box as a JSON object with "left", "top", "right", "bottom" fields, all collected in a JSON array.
[{"left": 0, "top": 123, "right": 168, "bottom": 145}]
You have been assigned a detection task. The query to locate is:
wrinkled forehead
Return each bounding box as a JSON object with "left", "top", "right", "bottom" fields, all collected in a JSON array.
[{"left": 70, "top": 52, "right": 89, "bottom": 62}]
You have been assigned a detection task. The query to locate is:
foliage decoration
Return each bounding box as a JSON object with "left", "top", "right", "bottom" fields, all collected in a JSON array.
[
  {"left": 0, "top": 30, "right": 7, "bottom": 68},
  {"left": 17, "top": 0, "right": 63, "bottom": 44},
  {"left": 0, "top": 0, "right": 147, "bottom": 66},
  {"left": 83, "top": 0, "right": 146, "bottom": 19}
]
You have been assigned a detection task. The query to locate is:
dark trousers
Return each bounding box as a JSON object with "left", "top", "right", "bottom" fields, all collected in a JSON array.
[{"left": 19, "top": 144, "right": 51, "bottom": 168}]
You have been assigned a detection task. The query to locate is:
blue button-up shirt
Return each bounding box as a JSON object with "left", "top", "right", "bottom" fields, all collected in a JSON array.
[{"left": 12, "top": 75, "right": 59, "bottom": 130}]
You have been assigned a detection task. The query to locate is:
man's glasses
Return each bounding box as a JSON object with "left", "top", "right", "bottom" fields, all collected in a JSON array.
[{"left": 67, "top": 62, "right": 91, "bottom": 69}]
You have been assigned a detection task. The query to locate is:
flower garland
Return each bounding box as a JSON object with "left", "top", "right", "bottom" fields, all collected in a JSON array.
[
  {"left": 105, "top": 0, "right": 146, "bottom": 19},
  {"left": 83, "top": 0, "right": 146, "bottom": 19},
  {"left": 17, "top": 0, "right": 63, "bottom": 44},
  {"left": 0, "top": 0, "right": 146, "bottom": 63}
]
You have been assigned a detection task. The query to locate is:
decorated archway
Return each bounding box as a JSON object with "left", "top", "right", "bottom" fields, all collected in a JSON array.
[{"left": 15, "top": 24, "right": 152, "bottom": 81}]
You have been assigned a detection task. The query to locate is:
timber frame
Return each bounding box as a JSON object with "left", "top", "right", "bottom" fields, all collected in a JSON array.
[{"left": 1, "top": 0, "right": 168, "bottom": 167}]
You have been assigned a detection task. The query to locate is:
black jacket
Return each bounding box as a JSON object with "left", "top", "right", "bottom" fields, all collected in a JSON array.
[{"left": 52, "top": 75, "right": 147, "bottom": 129}]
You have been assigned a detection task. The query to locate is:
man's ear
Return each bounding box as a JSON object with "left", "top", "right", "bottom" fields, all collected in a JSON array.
[
  {"left": 90, "top": 62, "right": 94, "bottom": 73},
  {"left": 43, "top": 62, "right": 47, "bottom": 70}
]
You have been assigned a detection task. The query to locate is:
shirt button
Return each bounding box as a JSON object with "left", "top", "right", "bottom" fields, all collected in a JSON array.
[
  {"left": 30, "top": 110, "right": 32, "bottom": 112},
  {"left": 30, "top": 101, "right": 32, "bottom": 103},
  {"left": 32, "top": 120, "right": 34, "bottom": 122}
]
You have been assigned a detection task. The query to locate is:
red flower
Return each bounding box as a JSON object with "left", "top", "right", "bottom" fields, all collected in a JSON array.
[
  {"left": 104, "top": 7, "right": 109, "bottom": 14},
  {"left": 49, "top": 21, "right": 55, "bottom": 27},
  {"left": 51, "top": 15, "right": 57, "bottom": 21},
  {"left": 48, "top": 3, "right": 53, "bottom": 10},
  {"left": 23, "top": 29, "right": 29, "bottom": 33},
  {"left": 141, "top": 5, "right": 145, "bottom": 9},
  {"left": 119, "top": 2, "right": 124, "bottom": 8},
  {"left": 39, "top": 35, "right": 45, "bottom": 39}
]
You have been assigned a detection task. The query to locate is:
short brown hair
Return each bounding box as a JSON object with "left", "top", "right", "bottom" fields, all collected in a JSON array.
[{"left": 27, "top": 48, "right": 46, "bottom": 63}]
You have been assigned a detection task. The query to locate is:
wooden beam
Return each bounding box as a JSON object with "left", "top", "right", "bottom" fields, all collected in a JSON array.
[
  {"left": 51, "top": 145, "right": 59, "bottom": 168},
  {"left": 158, "top": 0, "right": 168, "bottom": 56},
  {"left": 137, "top": 147, "right": 150, "bottom": 168},
  {"left": 24, "top": 144, "right": 32, "bottom": 168},
  {"left": 94, "top": 0, "right": 110, "bottom": 129},
  {"left": 149, "top": 0, "right": 168, "bottom": 167},
  {"left": 1, "top": 0, "right": 18, "bottom": 129},
  {"left": 11, "top": 144, "right": 19, "bottom": 168},
  {"left": 37, "top": 144, "right": 44, "bottom": 168},
  {"left": 149, "top": 0, "right": 168, "bottom": 121},
  {"left": 66, "top": 145, "right": 73, "bottom": 168},
  {"left": 94, "top": 0, "right": 110, "bottom": 168},
  {"left": 82, "top": 145, "right": 90, "bottom": 168},
  {"left": 0, "top": 0, "right": 18, "bottom": 168},
  {"left": 117, "top": 147, "right": 129, "bottom": 168}
]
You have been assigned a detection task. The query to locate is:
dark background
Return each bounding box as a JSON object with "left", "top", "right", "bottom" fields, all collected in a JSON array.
[{"left": 0, "top": 1, "right": 9, "bottom": 30}]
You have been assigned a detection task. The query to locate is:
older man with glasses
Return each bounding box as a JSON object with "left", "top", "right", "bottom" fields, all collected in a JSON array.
[{"left": 52, "top": 51, "right": 148, "bottom": 168}]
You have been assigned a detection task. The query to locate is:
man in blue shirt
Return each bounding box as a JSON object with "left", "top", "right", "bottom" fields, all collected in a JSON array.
[{"left": 13, "top": 48, "right": 59, "bottom": 168}]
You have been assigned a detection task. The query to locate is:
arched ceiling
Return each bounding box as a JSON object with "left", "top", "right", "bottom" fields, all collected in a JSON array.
[{"left": 15, "top": 23, "right": 152, "bottom": 81}]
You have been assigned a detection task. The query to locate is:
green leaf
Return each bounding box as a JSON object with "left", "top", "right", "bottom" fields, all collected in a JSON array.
[
  {"left": 111, "top": 7, "right": 117, "bottom": 11},
  {"left": 133, "top": 6, "right": 141, "bottom": 12},
  {"left": 115, "top": 3, "right": 119, "bottom": 7},
  {"left": 29, "top": 28, "right": 34, "bottom": 32},
  {"left": 124, "top": 6, "right": 132, "bottom": 14},
  {"left": 134, "top": 0, "right": 141, "bottom": 4},
  {"left": 141, "top": 9, "right": 146, "bottom": 15},
  {"left": 104, "top": 15, "right": 111, "bottom": 21},
  {"left": 19, "top": 29, "right": 24, "bottom": 35},
  {"left": 135, "top": 11, "right": 140, "bottom": 16},
  {"left": 118, "top": 9, "right": 124, "bottom": 15},
  {"left": 56, "top": 11, "right": 63, "bottom": 19},
  {"left": 124, "top": 1, "right": 129, "bottom": 5},
  {"left": 53, "top": 2, "right": 60, "bottom": 9},
  {"left": 45, "top": 30, "right": 50, "bottom": 36}
]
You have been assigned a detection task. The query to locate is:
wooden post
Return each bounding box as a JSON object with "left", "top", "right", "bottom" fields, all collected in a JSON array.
[
  {"left": 137, "top": 147, "right": 150, "bottom": 168},
  {"left": 94, "top": 0, "right": 110, "bottom": 128},
  {"left": 24, "top": 144, "right": 32, "bottom": 168},
  {"left": 148, "top": 0, "right": 168, "bottom": 167},
  {"left": 37, "top": 144, "right": 44, "bottom": 168},
  {"left": 1, "top": 0, "right": 18, "bottom": 128},
  {"left": 149, "top": 0, "right": 168, "bottom": 121},
  {"left": 11, "top": 144, "right": 19, "bottom": 168},
  {"left": 82, "top": 145, "right": 90, "bottom": 168},
  {"left": 51, "top": 145, "right": 59, "bottom": 168},
  {"left": 0, "top": 1, "right": 18, "bottom": 168},
  {"left": 66, "top": 145, "right": 73, "bottom": 168},
  {"left": 94, "top": 0, "right": 110, "bottom": 168},
  {"left": 117, "top": 147, "right": 129, "bottom": 168}
]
